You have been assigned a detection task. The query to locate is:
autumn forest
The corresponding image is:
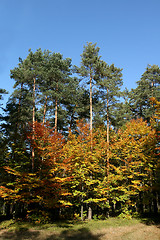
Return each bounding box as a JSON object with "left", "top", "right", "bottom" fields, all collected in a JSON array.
[{"left": 0, "top": 43, "right": 160, "bottom": 222}]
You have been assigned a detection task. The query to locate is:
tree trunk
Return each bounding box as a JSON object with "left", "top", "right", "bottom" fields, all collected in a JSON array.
[
  {"left": 55, "top": 97, "right": 58, "bottom": 133},
  {"left": 81, "top": 184, "right": 84, "bottom": 221},
  {"left": 105, "top": 89, "right": 110, "bottom": 218},
  {"left": 90, "top": 71, "right": 93, "bottom": 149},
  {"left": 153, "top": 191, "right": 158, "bottom": 215},
  {"left": 14, "top": 82, "right": 24, "bottom": 159},
  {"left": 88, "top": 205, "right": 92, "bottom": 220},
  {"left": 32, "top": 77, "right": 36, "bottom": 172},
  {"left": 70, "top": 111, "right": 75, "bottom": 129},
  {"left": 55, "top": 81, "right": 58, "bottom": 133},
  {"left": 151, "top": 80, "right": 154, "bottom": 97},
  {"left": 139, "top": 191, "right": 144, "bottom": 214},
  {"left": 43, "top": 96, "right": 48, "bottom": 124},
  {"left": 88, "top": 70, "right": 93, "bottom": 220},
  {"left": 106, "top": 88, "right": 109, "bottom": 177},
  {"left": 81, "top": 204, "right": 84, "bottom": 221},
  {"left": 16, "top": 82, "right": 23, "bottom": 132}
]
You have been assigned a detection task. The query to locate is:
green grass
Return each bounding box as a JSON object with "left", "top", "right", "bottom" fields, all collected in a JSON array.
[
  {"left": 0, "top": 217, "right": 159, "bottom": 240},
  {"left": 0, "top": 217, "right": 140, "bottom": 232}
]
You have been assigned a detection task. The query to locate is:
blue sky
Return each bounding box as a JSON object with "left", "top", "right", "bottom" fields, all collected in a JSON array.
[{"left": 1, "top": 0, "right": 160, "bottom": 107}]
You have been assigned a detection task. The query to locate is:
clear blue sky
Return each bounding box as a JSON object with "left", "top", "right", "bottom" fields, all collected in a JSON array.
[{"left": 1, "top": 0, "right": 160, "bottom": 107}]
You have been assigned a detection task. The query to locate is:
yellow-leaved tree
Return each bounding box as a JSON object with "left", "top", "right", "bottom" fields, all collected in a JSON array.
[{"left": 110, "top": 118, "right": 157, "bottom": 217}]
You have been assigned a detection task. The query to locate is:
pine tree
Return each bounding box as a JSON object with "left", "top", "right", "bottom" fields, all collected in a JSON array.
[
  {"left": 10, "top": 49, "right": 44, "bottom": 172},
  {"left": 77, "top": 42, "right": 101, "bottom": 144},
  {"left": 61, "top": 79, "right": 89, "bottom": 131},
  {"left": 96, "top": 61, "right": 123, "bottom": 176},
  {"left": 47, "top": 52, "right": 72, "bottom": 132},
  {"left": 76, "top": 42, "right": 101, "bottom": 219},
  {"left": 129, "top": 64, "right": 160, "bottom": 121},
  {"left": 38, "top": 51, "right": 77, "bottom": 133}
]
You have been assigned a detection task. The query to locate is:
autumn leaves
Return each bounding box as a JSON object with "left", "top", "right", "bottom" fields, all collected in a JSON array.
[{"left": 1, "top": 115, "right": 158, "bottom": 220}]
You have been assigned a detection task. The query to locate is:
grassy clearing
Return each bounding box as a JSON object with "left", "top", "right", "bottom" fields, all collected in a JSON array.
[
  {"left": 0, "top": 218, "right": 160, "bottom": 240},
  {"left": 0, "top": 217, "right": 140, "bottom": 231}
]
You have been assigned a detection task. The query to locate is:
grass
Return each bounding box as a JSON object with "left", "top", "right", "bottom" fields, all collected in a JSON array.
[
  {"left": 0, "top": 217, "right": 159, "bottom": 240},
  {"left": 0, "top": 217, "right": 140, "bottom": 231}
]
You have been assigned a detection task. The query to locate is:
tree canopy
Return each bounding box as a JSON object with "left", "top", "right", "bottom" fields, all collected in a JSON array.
[{"left": 0, "top": 44, "right": 160, "bottom": 222}]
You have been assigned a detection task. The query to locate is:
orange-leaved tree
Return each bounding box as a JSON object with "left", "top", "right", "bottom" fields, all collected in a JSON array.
[{"left": 0, "top": 122, "right": 71, "bottom": 220}]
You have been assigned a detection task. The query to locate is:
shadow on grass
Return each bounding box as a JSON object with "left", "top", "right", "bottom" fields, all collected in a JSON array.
[
  {"left": 53, "top": 220, "right": 86, "bottom": 229},
  {"left": 0, "top": 227, "right": 103, "bottom": 240},
  {"left": 46, "top": 227, "right": 104, "bottom": 240},
  {"left": 0, "top": 228, "right": 40, "bottom": 240}
]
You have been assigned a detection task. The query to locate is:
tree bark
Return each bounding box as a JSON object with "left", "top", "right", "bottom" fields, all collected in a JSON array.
[
  {"left": 88, "top": 69, "right": 93, "bottom": 220},
  {"left": 43, "top": 96, "right": 48, "bottom": 124},
  {"left": 88, "top": 205, "right": 92, "bottom": 220},
  {"left": 15, "top": 82, "right": 23, "bottom": 147},
  {"left": 55, "top": 97, "right": 58, "bottom": 133},
  {"left": 90, "top": 71, "right": 93, "bottom": 149},
  {"left": 17, "top": 82, "right": 23, "bottom": 119},
  {"left": 81, "top": 204, "right": 84, "bottom": 221},
  {"left": 32, "top": 77, "right": 36, "bottom": 172},
  {"left": 153, "top": 191, "right": 158, "bottom": 215},
  {"left": 55, "top": 81, "right": 58, "bottom": 133},
  {"left": 106, "top": 88, "right": 109, "bottom": 177}
]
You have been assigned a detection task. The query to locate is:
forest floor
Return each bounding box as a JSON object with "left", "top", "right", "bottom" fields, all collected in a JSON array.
[{"left": 0, "top": 217, "right": 160, "bottom": 240}]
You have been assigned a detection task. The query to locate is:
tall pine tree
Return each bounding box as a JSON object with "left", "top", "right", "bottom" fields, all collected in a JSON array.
[
  {"left": 76, "top": 42, "right": 101, "bottom": 219},
  {"left": 96, "top": 61, "right": 123, "bottom": 176}
]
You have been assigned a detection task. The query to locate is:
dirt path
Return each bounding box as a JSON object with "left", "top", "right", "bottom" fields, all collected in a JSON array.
[
  {"left": 0, "top": 223, "right": 160, "bottom": 240},
  {"left": 96, "top": 223, "right": 160, "bottom": 240}
]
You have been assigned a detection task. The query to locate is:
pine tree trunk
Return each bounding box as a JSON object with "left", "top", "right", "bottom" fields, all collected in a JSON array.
[
  {"left": 14, "top": 82, "right": 23, "bottom": 158},
  {"left": 55, "top": 81, "right": 58, "bottom": 133},
  {"left": 106, "top": 88, "right": 109, "bottom": 177},
  {"left": 55, "top": 97, "right": 58, "bottom": 133},
  {"left": 43, "top": 96, "right": 48, "bottom": 124},
  {"left": 106, "top": 89, "right": 110, "bottom": 218},
  {"left": 16, "top": 82, "right": 23, "bottom": 131},
  {"left": 90, "top": 71, "right": 93, "bottom": 149},
  {"left": 32, "top": 77, "right": 36, "bottom": 172},
  {"left": 88, "top": 70, "right": 93, "bottom": 220},
  {"left": 18, "top": 83, "right": 23, "bottom": 114}
]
